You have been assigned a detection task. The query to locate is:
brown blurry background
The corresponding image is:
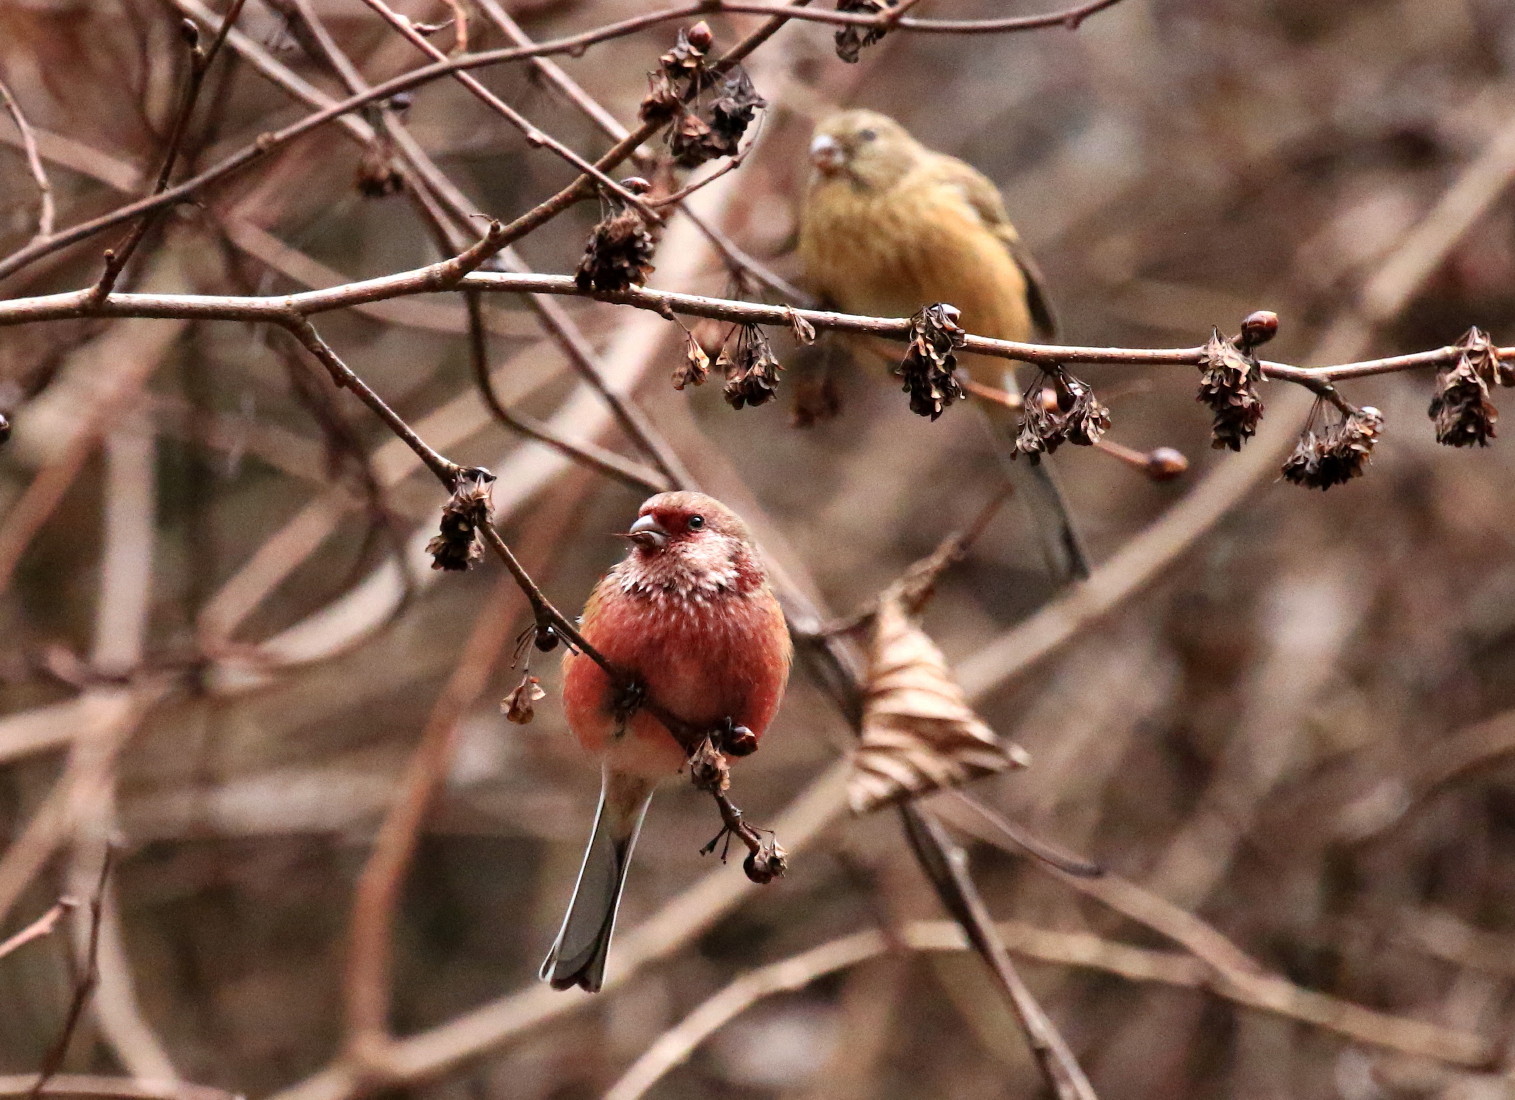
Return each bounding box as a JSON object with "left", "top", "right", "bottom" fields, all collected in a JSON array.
[{"left": 3, "top": 0, "right": 1515, "bottom": 1097}]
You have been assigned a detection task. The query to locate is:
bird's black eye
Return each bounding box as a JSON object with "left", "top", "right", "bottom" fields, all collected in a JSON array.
[
  {"left": 687, "top": 515, "right": 705, "bottom": 531},
  {"left": 858, "top": 128, "right": 878, "bottom": 142}
]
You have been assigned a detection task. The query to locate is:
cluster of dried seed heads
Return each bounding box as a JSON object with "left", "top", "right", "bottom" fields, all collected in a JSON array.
[
  {"left": 673, "top": 327, "right": 711, "bottom": 390},
  {"left": 834, "top": 0, "right": 897, "bottom": 63},
  {"left": 639, "top": 22, "right": 766, "bottom": 169},
  {"left": 574, "top": 180, "right": 656, "bottom": 293},
  {"left": 719, "top": 324, "right": 784, "bottom": 409},
  {"left": 1197, "top": 326, "right": 1268, "bottom": 451},
  {"left": 426, "top": 467, "right": 495, "bottom": 571},
  {"left": 501, "top": 673, "right": 545, "bottom": 725},
  {"left": 897, "top": 304, "right": 967, "bottom": 420},
  {"left": 1430, "top": 326, "right": 1511, "bottom": 447},
  {"left": 1014, "top": 369, "right": 1111, "bottom": 459},
  {"left": 1280, "top": 402, "right": 1383, "bottom": 490}
]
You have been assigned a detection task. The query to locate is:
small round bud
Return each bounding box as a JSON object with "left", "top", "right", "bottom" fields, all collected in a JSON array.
[
  {"left": 534, "top": 625, "right": 559, "bottom": 652},
  {"left": 387, "top": 92, "right": 414, "bottom": 113},
  {"left": 0, "top": 412, "right": 10, "bottom": 446},
  {"left": 722, "top": 725, "right": 758, "bottom": 757},
  {"left": 619, "top": 176, "right": 653, "bottom": 196},
  {"left": 1145, "top": 447, "right": 1188, "bottom": 481},
  {"left": 685, "top": 21, "right": 714, "bottom": 50},
  {"left": 180, "top": 18, "right": 201, "bottom": 48},
  {"left": 1240, "top": 310, "right": 1279, "bottom": 349}
]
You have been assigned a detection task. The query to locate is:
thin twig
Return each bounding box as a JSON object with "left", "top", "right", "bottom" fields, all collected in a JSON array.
[
  {"left": 343, "top": 577, "right": 522, "bottom": 1076},
  {"left": 0, "top": 73, "right": 55, "bottom": 241},
  {"left": 900, "top": 806, "right": 1098, "bottom": 1099},
  {"left": 0, "top": 900, "right": 77, "bottom": 962},
  {"left": 90, "top": 0, "right": 249, "bottom": 302},
  {"left": 0, "top": 274, "right": 1500, "bottom": 389},
  {"left": 28, "top": 849, "right": 114, "bottom": 1100},
  {"left": 463, "top": 292, "right": 668, "bottom": 492},
  {"left": 353, "top": 0, "right": 658, "bottom": 221},
  {"left": 602, "top": 911, "right": 1495, "bottom": 1100}
]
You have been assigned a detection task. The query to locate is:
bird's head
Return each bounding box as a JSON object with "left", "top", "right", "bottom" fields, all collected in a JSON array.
[
  {"left": 808, "top": 109, "right": 921, "bottom": 192},
  {"left": 619, "top": 491, "right": 763, "bottom": 595}
]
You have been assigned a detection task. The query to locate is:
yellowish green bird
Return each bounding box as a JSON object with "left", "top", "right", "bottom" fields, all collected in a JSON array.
[{"left": 798, "top": 108, "right": 1087, "bottom": 581}]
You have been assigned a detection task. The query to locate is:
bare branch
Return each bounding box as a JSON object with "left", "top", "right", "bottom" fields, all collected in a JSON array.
[{"left": 0, "top": 73, "right": 55, "bottom": 241}]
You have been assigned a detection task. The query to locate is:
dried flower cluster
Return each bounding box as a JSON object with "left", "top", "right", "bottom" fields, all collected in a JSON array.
[
  {"left": 639, "top": 22, "right": 766, "bottom": 169},
  {"left": 1198, "top": 330, "right": 1266, "bottom": 451},
  {"left": 1429, "top": 326, "right": 1512, "bottom": 447},
  {"left": 501, "top": 673, "right": 545, "bottom": 724},
  {"left": 1280, "top": 403, "right": 1383, "bottom": 490},
  {"left": 425, "top": 468, "right": 495, "bottom": 571},
  {"left": 834, "top": 0, "right": 897, "bottom": 64},
  {"left": 672, "top": 327, "right": 711, "bottom": 390},
  {"left": 897, "top": 303, "right": 967, "bottom": 420},
  {"left": 574, "top": 204, "right": 655, "bottom": 293},
  {"left": 719, "top": 324, "right": 784, "bottom": 409},
  {"left": 1014, "top": 369, "right": 1111, "bottom": 459}
]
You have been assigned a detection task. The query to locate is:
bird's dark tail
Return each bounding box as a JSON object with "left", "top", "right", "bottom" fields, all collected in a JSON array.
[
  {"left": 974, "top": 397, "right": 1091, "bottom": 585},
  {"left": 540, "top": 769, "right": 655, "bottom": 993}
]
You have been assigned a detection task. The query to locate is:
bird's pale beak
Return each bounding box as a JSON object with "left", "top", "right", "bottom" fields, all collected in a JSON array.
[
  {"left": 625, "top": 513, "right": 669, "bottom": 551},
  {"left": 809, "top": 134, "right": 846, "bottom": 175}
]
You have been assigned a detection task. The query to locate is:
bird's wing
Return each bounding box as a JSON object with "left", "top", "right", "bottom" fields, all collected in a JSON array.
[{"left": 927, "top": 153, "right": 1059, "bottom": 341}]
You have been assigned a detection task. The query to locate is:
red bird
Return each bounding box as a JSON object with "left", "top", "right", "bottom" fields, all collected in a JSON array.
[{"left": 542, "top": 491, "right": 792, "bottom": 992}]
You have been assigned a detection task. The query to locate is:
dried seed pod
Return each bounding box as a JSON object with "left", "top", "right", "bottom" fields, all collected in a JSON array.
[
  {"left": 687, "top": 738, "right": 730, "bottom": 793},
  {"left": 705, "top": 68, "right": 766, "bottom": 156},
  {"left": 897, "top": 303, "right": 967, "bottom": 420},
  {"left": 1198, "top": 329, "right": 1265, "bottom": 450},
  {"left": 1013, "top": 369, "right": 1111, "bottom": 459},
  {"left": 666, "top": 68, "right": 766, "bottom": 167},
  {"left": 1060, "top": 375, "right": 1112, "bottom": 447},
  {"left": 574, "top": 206, "right": 656, "bottom": 293},
  {"left": 639, "top": 24, "right": 710, "bottom": 124},
  {"left": 1282, "top": 404, "right": 1383, "bottom": 489},
  {"left": 501, "top": 673, "right": 545, "bottom": 724},
  {"left": 425, "top": 467, "right": 495, "bottom": 571},
  {"left": 721, "top": 324, "right": 784, "bottom": 409},
  {"left": 743, "top": 841, "right": 787, "bottom": 884},
  {"left": 1279, "top": 429, "right": 1323, "bottom": 488},
  {"left": 673, "top": 328, "right": 711, "bottom": 390},
  {"left": 1430, "top": 331, "right": 1501, "bottom": 447},
  {"left": 834, "top": 0, "right": 896, "bottom": 64},
  {"left": 639, "top": 70, "right": 682, "bottom": 125}
]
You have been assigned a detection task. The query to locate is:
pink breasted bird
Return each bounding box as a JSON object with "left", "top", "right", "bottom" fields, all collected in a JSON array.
[{"left": 541, "top": 491, "right": 792, "bottom": 992}]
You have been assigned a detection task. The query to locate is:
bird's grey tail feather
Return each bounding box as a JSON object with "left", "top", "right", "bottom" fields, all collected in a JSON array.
[
  {"left": 540, "top": 773, "right": 655, "bottom": 993},
  {"left": 974, "top": 399, "right": 1091, "bottom": 584}
]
